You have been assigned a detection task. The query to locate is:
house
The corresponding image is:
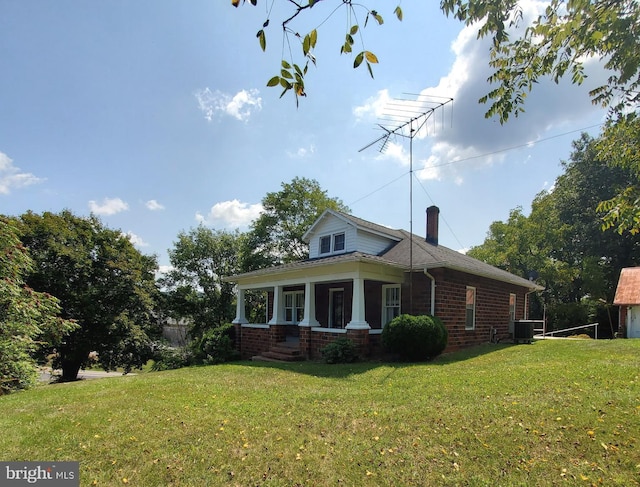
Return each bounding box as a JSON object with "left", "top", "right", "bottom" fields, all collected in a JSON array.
[
  {"left": 613, "top": 267, "right": 640, "bottom": 338},
  {"left": 225, "top": 206, "right": 544, "bottom": 360}
]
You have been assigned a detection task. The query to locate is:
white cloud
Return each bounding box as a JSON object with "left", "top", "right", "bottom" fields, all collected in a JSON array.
[
  {"left": 0, "top": 152, "right": 44, "bottom": 194},
  {"left": 354, "top": 0, "right": 608, "bottom": 183},
  {"left": 146, "top": 199, "right": 165, "bottom": 211},
  {"left": 88, "top": 197, "right": 129, "bottom": 216},
  {"left": 376, "top": 141, "right": 409, "bottom": 167},
  {"left": 353, "top": 89, "right": 392, "bottom": 120},
  {"left": 287, "top": 144, "right": 316, "bottom": 159},
  {"left": 124, "top": 231, "right": 148, "bottom": 247},
  {"left": 195, "top": 87, "right": 262, "bottom": 122},
  {"left": 195, "top": 199, "right": 263, "bottom": 228}
]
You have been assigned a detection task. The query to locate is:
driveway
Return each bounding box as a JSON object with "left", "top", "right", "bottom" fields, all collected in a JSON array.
[{"left": 39, "top": 368, "right": 136, "bottom": 382}]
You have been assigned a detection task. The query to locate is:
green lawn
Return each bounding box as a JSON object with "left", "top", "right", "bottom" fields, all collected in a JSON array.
[{"left": 1, "top": 340, "right": 639, "bottom": 486}]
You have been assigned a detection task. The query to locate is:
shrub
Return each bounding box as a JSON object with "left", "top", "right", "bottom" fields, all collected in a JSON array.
[
  {"left": 150, "top": 345, "right": 192, "bottom": 371},
  {"left": 191, "top": 323, "right": 239, "bottom": 365},
  {"left": 382, "top": 314, "right": 448, "bottom": 361},
  {"left": 321, "top": 337, "right": 359, "bottom": 364}
]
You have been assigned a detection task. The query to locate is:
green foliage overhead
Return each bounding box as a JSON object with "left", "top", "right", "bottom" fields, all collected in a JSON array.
[
  {"left": 232, "top": 0, "right": 401, "bottom": 104},
  {"left": 0, "top": 217, "right": 77, "bottom": 394},
  {"left": 234, "top": 1, "right": 638, "bottom": 120},
  {"left": 441, "top": 0, "right": 640, "bottom": 122},
  {"left": 17, "top": 210, "right": 159, "bottom": 382}
]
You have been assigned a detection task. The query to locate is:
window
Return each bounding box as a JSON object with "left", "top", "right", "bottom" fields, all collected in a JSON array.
[
  {"left": 284, "top": 291, "right": 304, "bottom": 323},
  {"left": 509, "top": 293, "right": 516, "bottom": 325},
  {"left": 319, "top": 232, "right": 346, "bottom": 255},
  {"left": 320, "top": 236, "right": 331, "bottom": 254},
  {"left": 382, "top": 284, "right": 401, "bottom": 326},
  {"left": 465, "top": 286, "right": 476, "bottom": 330}
]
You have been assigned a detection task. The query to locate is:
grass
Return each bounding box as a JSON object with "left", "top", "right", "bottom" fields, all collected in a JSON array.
[{"left": 1, "top": 340, "right": 639, "bottom": 486}]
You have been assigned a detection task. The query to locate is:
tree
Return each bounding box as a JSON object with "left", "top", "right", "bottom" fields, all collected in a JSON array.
[
  {"left": 17, "top": 211, "right": 159, "bottom": 382},
  {"left": 469, "top": 131, "right": 640, "bottom": 329},
  {"left": 596, "top": 114, "right": 640, "bottom": 235},
  {"left": 0, "top": 217, "right": 77, "bottom": 393},
  {"left": 246, "top": 176, "right": 350, "bottom": 265},
  {"left": 162, "top": 227, "right": 243, "bottom": 338}
]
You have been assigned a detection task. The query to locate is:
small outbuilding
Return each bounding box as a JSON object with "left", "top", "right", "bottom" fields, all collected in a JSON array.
[{"left": 613, "top": 267, "right": 640, "bottom": 338}]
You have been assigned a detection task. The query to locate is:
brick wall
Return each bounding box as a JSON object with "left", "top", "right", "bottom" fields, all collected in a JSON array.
[
  {"left": 419, "top": 268, "right": 531, "bottom": 351},
  {"left": 239, "top": 326, "right": 270, "bottom": 359}
]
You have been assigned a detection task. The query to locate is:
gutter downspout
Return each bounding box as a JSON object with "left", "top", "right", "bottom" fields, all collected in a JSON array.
[{"left": 423, "top": 268, "right": 436, "bottom": 316}]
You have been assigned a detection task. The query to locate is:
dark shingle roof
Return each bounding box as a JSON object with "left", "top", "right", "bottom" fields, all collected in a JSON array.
[
  {"left": 228, "top": 211, "right": 543, "bottom": 291},
  {"left": 381, "top": 230, "right": 543, "bottom": 290}
]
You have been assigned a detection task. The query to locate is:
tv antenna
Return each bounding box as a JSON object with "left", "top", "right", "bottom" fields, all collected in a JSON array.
[{"left": 359, "top": 93, "right": 453, "bottom": 314}]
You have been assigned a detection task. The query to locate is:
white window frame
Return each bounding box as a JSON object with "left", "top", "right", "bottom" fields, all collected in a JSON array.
[
  {"left": 465, "top": 286, "right": 476, "bottom": 330},
  {"left": 284, "top": 290, "right": 304, "bottom": 324},
  {"left": 319, "top": 235, "right": 331, "bottom": 254},
  {"left": 319, "top": 232, "right": 346, "bottom": 255},
  {"left": 333, "top": 232, "right": 345, "bottom": 252},
  {"left": 509, "top": 293, "right": 516, "bottom": 325},
  {"left": 382, "top": 284, "right": 401, "bottom": 326}
]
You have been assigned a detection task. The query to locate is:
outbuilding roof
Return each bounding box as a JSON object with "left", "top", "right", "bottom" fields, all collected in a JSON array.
[{"left": 614, "top": 267, "right": 640, "bottom": 305}]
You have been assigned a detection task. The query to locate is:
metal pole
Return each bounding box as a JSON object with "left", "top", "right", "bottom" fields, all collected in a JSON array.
[{"left": 409, "top": 120, "right": 413, "bottom": 314}]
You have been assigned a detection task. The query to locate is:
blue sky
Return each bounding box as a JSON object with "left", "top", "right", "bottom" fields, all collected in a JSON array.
[{"left": 1, "top": 1, "right": 607, "bottom": 270}]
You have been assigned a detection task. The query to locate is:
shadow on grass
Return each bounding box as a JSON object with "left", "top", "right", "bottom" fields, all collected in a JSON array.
[{"left": 238, "top": 341, "right": 530, "bottom": 379}]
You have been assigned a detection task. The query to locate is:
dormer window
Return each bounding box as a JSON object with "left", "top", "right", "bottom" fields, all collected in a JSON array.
[{"left": 319, "top": 232, "right": 346, "bottom": 255}]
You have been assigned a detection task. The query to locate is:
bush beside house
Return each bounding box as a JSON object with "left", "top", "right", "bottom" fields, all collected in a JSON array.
[{"left": 382, "top": 314, "right": 448, "bottom": 361}]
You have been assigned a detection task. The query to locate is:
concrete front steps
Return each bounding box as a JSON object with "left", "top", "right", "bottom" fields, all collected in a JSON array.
[{"left": 252, "top": 341, "right": 304, "bottom": 362}]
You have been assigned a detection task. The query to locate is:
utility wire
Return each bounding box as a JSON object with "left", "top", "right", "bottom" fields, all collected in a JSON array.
[{"left": 350, "top": 122, "right": 605, "bottom": 248}]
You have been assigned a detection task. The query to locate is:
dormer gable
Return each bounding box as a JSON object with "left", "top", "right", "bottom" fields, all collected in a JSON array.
[{"left": 303, "top": 210, "right": 402, "bottom": 259}]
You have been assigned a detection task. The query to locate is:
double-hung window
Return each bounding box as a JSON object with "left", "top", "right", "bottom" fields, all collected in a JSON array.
[
  {"left": 465, "top": 286, "right": 476, "bottom": 330},
  {"left": 382, "top": 284, "right": 401, "bottom": 326},
  {"left": 509, "top": 293, "right": 516, "bottom": 325},
  {"left": 319, "top": 232, "right": 346, "bottom": 255},
  {"left": 284, "top": 291, "right": 304, "bottom": 324}
]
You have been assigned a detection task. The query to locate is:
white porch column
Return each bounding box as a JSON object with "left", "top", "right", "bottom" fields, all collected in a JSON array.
[
  {"left": 268, "top": 285, "right": 285, "bottom": 324},
  {"left": 347, "top": 277, "right": 370, "bottom": 329},
  {"left": 232, "top": 288, "right": 248, "bottom": 324},
  {"left": 299, "top": 281, "right": 319, "bottom": 327}
]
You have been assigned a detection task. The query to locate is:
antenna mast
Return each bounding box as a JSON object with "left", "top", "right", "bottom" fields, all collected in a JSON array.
[{"left": 359, "top": 93, "right": 453, "bottom": 314}]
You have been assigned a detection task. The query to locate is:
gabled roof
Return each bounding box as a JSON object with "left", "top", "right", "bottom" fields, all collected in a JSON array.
[
  {"left": 381, "top": 230, "right": 543, "bottom": 290},
  {"left": 614, "top": 267, "right": 640, "bottom": 305},
  {"left": 302, "top": 209, "right": 403, "bottom": 243},
  {"left": 228, "top": 212, "right": 543, "bottom": 291}
]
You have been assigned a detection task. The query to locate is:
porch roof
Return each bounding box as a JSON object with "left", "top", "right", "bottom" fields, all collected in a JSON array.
[{"left": 225, "top": 251, "right": 408, "bottom": 286}]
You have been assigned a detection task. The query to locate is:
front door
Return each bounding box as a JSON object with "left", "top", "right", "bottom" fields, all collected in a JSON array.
[{"left": 329, "top": 289, "right": 345, "bottom": 328}]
